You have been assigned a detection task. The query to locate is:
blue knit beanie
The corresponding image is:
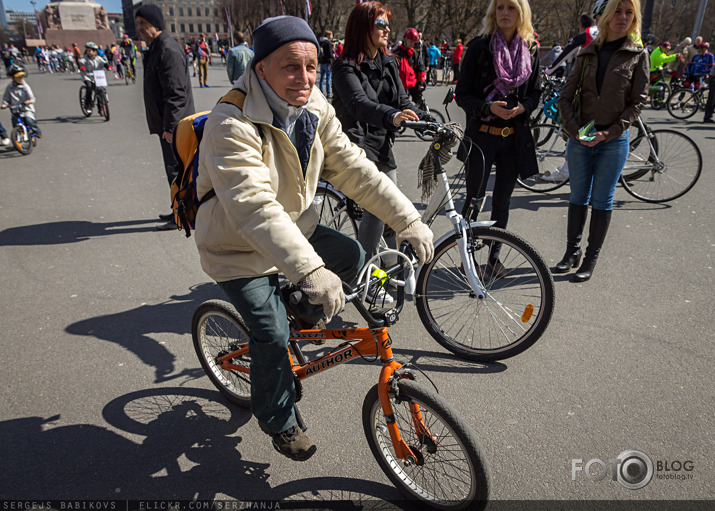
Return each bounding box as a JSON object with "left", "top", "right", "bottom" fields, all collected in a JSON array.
[{"left": 252, "top": 16, "right": 319, "bottom": 65}]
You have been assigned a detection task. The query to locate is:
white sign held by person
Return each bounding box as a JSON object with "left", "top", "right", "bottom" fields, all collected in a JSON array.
[{"left": 93, "top": 70, "right": 107, "bottom": 87}]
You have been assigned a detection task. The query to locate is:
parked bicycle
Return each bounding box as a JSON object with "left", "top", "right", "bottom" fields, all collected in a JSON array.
[
  {"left": 192, "top": 243, "right": 491, "bottom": 510},
  {"left": 648, "top": 67, "right": 671, "bottom": 110},
  {"left": 520, "top": 117, "right": 701, "bottom": 203},
  {"left": 666, "top": 81, "right": 710, "bottom": 120},
  {"left": 316, "top": 105, "right": 555, "bottom": 362}
]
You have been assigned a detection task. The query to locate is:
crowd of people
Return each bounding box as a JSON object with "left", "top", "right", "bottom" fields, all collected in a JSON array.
[{"left": 0, "top": 0, "right": 712, "bottom": 466}]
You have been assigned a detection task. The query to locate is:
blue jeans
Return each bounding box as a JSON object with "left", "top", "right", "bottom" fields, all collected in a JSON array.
[
  {"left": 217, "top": 224, "right": 365, "bottom": 434},
  {"left": 567, "top": 130, "right": 629, "bottom": 211},
  {"left": 319, "top": 64, "right": 331, "bottom": 96}
]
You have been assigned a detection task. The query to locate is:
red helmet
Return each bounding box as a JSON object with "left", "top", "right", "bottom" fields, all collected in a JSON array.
[
  {"left": 123, "top": 34, "right": 129, "bottom": 39},
  {"left": 662, "top": 41, "right": 671, "bottom": 49},
  {"left": 701, "top": 42, "right": 710, "bottom": 49},
  {"left": 404, "top": 28, "right": 419, "bottom": 42}
]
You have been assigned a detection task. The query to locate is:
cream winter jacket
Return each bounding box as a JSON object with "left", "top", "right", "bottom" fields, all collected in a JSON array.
[{"left": 195, "top": 65, "right": 421, "bottom": 284}]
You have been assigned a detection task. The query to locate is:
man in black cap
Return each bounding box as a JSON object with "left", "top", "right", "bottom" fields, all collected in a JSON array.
[
  {"left": 135, "top": 4, "right": 195, "bottom": 231},
  {"left": 194, "top": 16, "right": 434, "bottom": 461}
]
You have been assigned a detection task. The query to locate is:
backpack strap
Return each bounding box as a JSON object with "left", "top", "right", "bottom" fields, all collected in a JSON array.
[
  {"left": 197, "top": 89, "right": 248, "bottom": 206},
  {"left": 219, "top": 88, "right": 247, "bottom": 109}
]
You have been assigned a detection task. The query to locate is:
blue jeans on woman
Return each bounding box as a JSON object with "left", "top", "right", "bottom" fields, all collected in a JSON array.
[
  {"left": 319, "top": 63, "right": 332, "bottom": 97},
  {"left": 567, "top": 130, "right": 630, "bottom": 211},
  {"left": 217, "top": 224, "right": 365, "bottom": 435}
]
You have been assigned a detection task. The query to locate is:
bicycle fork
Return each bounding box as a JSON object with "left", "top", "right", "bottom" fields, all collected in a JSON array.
[{"left": 374, "top": 329, "right": 437, "bottom": 465}]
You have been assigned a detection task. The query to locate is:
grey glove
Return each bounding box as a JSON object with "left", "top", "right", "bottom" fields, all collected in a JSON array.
[
  {"left": 397, "top": 220, "right": 434, "bottom": 265},
  {"left": 298, "top": 267, "right": 345, "bottom": 322}
]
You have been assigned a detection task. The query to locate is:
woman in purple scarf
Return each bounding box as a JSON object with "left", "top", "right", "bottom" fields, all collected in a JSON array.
[{"left": 455, "top": 0, "right": 541, "bottom": 277}]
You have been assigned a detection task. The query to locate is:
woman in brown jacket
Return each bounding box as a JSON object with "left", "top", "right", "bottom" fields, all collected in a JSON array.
[{"left": 554, "top": 0, "right": 649, "bottom": 282}]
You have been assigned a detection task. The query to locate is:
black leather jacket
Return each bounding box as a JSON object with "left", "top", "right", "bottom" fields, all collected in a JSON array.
[{"left": 332, "top": 52, "right": 427, "bottom": 169}]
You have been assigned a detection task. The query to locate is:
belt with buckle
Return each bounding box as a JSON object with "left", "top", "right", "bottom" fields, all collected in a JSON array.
[{"left": 479, "top": 124, "right": 515, "bottom": 137}]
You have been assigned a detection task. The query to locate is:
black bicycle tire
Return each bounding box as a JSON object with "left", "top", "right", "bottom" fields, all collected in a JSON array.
[
  {"left": 79, "top": 85, "right": 91, "bottom": 117},
  {"left": 99, "top": 90, "right": 110, "bottom": 121},
  {"left": 649, "top": 82, "right": 670, "bottom": 110},
  {"left": 11, "top": 126, "right": 33, "bottom": 155},
  {"left": 362, "top": 380, "right": 490, "bottom": 510},
  {"left": 415, "top": 226, "right": 555, "bottom": 362},
  {"left": 666, "top": 88, "right": 699, "bottom": 120},
  {"left": 314, "top": 185, "right": 359, "bottom": 240},
  {"left": 192, "top": 299, "right": 253, "bottom": 408},
  {"left": 620, "top": 129, "right": 702, "bottom": 203},
  {"left": 518, "top": 124, "right": 569, "bottom": 193}
]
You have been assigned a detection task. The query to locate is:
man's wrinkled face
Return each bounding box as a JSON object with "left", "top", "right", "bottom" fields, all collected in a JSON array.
[{"left": 255, "top": 41, "right": 317, "bottom": 107}]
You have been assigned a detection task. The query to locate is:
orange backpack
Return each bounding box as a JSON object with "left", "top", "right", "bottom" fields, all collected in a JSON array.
[{"left": 170, "top": 89, "right": 246, "bottom": 237}]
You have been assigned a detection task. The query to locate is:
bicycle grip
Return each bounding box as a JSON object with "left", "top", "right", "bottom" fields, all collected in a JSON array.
[{"left": 401, "top": 120, "right": 430, "bottom": 130}]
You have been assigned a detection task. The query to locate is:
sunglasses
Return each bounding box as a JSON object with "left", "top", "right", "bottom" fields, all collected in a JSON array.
[{"left": 374, "top": 19, "right": 390, "bottom": 30}]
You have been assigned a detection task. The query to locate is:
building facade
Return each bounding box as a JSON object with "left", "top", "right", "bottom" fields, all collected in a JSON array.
[{"left": 136, "top": 0, "right": 229, "bottom": 47}]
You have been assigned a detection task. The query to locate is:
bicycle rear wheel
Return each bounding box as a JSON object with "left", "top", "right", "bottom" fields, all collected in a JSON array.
[
  {"left": 363, "top": 380, "right": 489, "bottom": 510},
  {"left": 649, "top": 82, "right": 670, "bottom": 110},
  {"left": 192, "top": 300, "right": 252, "bottom": 407},
  {"left": 518, "top": 124, "right": 569, "bottom": 193},
  {"left": 416, "top": 226, "right": 555, "bottom": 362},
  {"left": 620, "top": 129, "right": 702, "bottom": 203},
  {"left": 666, "top": 88, "right": 699, "bottom": 120},
  {"left": 313, "top": 185, "right": 359, "bottom": 239}
]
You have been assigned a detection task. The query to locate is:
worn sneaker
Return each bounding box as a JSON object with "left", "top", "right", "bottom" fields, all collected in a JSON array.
[
  {"left": 271, "top": 425, "right": 317, "bottom": 461},
  {"left": 365, "top": 283, "right": 394, "bottom": 305},
  {"left": 540, "top": 168, "right": 569, "bottom": 182},
  {"left": 0, "top": 137, "right": 10, "bottom": 146}
]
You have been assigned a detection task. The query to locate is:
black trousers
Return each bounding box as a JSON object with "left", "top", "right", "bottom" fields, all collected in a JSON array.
[
  {"left": 705, "top": 82, "right": 715, "bottom": 120},
  {"left": 159, "top": 136, "right": 178, "bottom": 186},
  {"left": 462, "top": 129, "right": 520, "bottom": 231}
]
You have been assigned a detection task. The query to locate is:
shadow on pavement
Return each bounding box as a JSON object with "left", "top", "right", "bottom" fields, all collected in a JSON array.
[
  {"left": 0, "top": 387, "right": 408, "bottom": 505},
  {"left": 65, "top": 283, "right": 219, "bottom": 382},
  {"left": 0, "top": 219, "right": 163, "bottom": 246}
]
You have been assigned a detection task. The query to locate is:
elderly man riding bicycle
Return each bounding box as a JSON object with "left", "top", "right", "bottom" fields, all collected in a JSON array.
[{"left": 194, "top": 15, "right": 433, "bottom": 461}]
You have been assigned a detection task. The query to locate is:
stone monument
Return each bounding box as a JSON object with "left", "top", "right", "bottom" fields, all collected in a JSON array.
[{"left": 41, "top": 0, "right": 116, "bottom": 48}]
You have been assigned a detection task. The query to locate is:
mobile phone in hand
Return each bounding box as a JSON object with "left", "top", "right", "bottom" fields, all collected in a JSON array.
[{"left": 579, "top": 120, "right": 596, "bottom": 141}]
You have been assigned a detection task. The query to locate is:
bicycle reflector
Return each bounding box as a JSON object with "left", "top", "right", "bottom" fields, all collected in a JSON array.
[{"left": 522, "top": 304, "right": 534, "bottom": 322}]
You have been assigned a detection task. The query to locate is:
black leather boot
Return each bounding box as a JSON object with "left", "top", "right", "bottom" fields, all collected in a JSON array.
[
  {"left": 574, "top": 209, "right": 612, "bottom": 282},
  {"left": 554, "top": 203, "right": 588, "bottom": 273}
]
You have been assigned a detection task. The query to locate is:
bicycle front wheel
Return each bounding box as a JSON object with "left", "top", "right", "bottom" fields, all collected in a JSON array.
[
  {"left": 11, "top": 126, "right": 33, "bottom": 155},
  {"left": 313, "top": 185, "right": 359, "bottom": 239},
  {"left": 666, "top": 88, "right": 699, "bottom": 120},
  {"left": 192, "top": 300, "right": 252, "bottom": 407},
  {"left": 416, "top": 226, "right": 555, "bottom": 362},
  {"left": 79, "top": 85, "right": 91, "bottom": 117},
  {"left": 518, "top": 124, "right": 569, "bottom": 193},
  {"left": 98, "top": 90, "right": 110, "bottom": 121},
  {"left": 620, "top": 129, "right": 702, "bottom": 203},
  {"left": 363, "top": 380, "right": 489, "bottom": 510}
]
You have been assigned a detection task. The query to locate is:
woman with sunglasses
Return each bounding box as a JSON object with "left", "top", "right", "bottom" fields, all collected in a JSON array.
[
  {"left": 455, "top": 0, "right": 541, "bottom": 278},
  {"left": 332, "top": 1, "right": 431, "bottom": 303}
]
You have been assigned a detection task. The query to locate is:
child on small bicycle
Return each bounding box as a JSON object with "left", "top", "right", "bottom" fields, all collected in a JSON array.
[
  {"left": 78, "top": 42, "right": 108, "bottom": 113},
  {"left": 1, "top": 63, "right": 42, "bottom": 139}
]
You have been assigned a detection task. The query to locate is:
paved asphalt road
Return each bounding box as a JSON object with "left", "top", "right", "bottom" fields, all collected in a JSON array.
[{"left": 0, "top": 63, "right": 712, "bottom": 509}]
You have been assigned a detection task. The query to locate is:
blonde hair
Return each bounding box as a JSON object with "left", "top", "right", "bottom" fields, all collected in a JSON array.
[
  {"left": 596, "top": 0, "right": 642, "bottom": 47},
  {"left": 478, "top": 0, "right": 536, "bottom": 46}
]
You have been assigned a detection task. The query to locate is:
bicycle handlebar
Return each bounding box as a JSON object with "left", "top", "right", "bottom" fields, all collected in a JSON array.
[{"left": 289, "top": 242, "right": 418, "bottom": 328}]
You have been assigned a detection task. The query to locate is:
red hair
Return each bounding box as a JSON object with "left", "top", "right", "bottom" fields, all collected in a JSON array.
[{"left": 339, "top": 1, "right": 391, "bottom": 65}]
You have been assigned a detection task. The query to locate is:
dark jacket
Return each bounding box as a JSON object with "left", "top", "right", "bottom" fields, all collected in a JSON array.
[
  {"left": 318, "top": 37, "right": 334, "bottom": 65},
  {"left": 142, "top": 31, "right": 195, "bottom": 135},
  {"left": 455, "top": 35, "right": 542, "bottom": 178},
  {"left": 332, "top": 52, "right": 427, "bottom": 169},
  {"left": 559, "top": 39, "right": 649, "bottom": 142}
]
